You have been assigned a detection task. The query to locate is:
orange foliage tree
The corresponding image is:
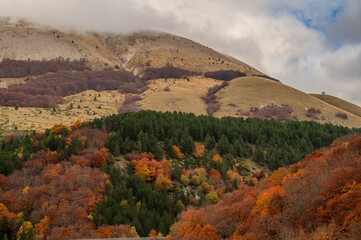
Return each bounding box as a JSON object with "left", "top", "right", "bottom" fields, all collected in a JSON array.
[
  {"left": 132, "top": 154, "right": 173, "bottom": 189},
  {"left": 173, "top": 145, "right": 184, "bottom": 159},
  {"left": 97, "top": 226, "right": 113, "bottom": 238},
  {"left": 171, "top": 209, "right": 220, "bottom": 240},
  {"left": 170, "top": 136, "right": 361, "bottom": 240}
]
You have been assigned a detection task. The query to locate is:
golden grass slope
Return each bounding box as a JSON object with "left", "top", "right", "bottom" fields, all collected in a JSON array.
[
  {"left": 0, "top": 90, "right": 122, "bottom": 135},
  {"left": 100, "top": 32, "right": 262, "bottom": 74},
  {"left": 139, "top": 76, "right": 219, "bottom": 115},
  {"left": 310, "top": 94, "right": 361, "bottom": 118},
  {"left": 214, "top": 76, "right": 361, "bottom": 128}
]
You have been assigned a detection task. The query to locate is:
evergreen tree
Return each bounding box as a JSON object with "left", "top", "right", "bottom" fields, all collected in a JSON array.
[
  {"left": 253, "top": 146, "right": 264, "bottom": 164},
  {"left": 217, "top": 135, "right": 231, "bottom": 155}
]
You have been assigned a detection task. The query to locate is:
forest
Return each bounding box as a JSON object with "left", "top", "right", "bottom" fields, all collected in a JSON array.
[
  {"left": 0, "top": 70, "right": 147, "bottom": 108},
  {"left": 0, "top": 61, "right": 203, "bottom": 108},
  {"left": 0, "top": 111, "right": 360, "bottom": 239},
  {"left": 170, "top": 134, "right": 361, "bottom": 239},
  {"left": 0, "top": 58, "right": 89, "bottom": 78},
  {"left": 141, "top": 64, "right": 201, "bottom": 80}
]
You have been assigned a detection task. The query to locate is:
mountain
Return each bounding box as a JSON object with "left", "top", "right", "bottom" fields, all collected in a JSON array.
[
  {"left": 1, "top": 18, "right": 361, "bottom": 240},
  {"left": 0, "top": 18, "right": 259, "bottom": 74},
  {"left": 0, "top": 18, "right": 360, "bottom": 135}
]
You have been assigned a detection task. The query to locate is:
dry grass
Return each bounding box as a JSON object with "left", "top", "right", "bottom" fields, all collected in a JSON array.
[
  {"left": 0, "top": 77, "right": 27, "bottom": 88},
  {"left": 0, "top": 19, "right": 262, "bottom": 74},
  {"left": 0, "top": 19, "right": 119, "bottom": 70},
  {"left": 0, "top": 90, "right": 122, "bottom": 135},
  {"left": 214, "top": 76, "right": 361, "bottom": 128},
  {"left": 1, "top": 76, "right": 360, "bottom": 136},
  {"left": 112, "top": 32, "right": 262, "bottom": 74},
  {"left": 1, "top": 20, "right": 360, "bottom": 132},
  {"left": 139, "top": 76, "right": 219, "bottom": 115},
  {"left": 310, "top": 94, "right": 361, "bottom": 118}
]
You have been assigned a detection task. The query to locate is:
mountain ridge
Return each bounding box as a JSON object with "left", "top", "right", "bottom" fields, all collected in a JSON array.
[{"left": 0, "top": 18, "right": 360, "bottom": 133}]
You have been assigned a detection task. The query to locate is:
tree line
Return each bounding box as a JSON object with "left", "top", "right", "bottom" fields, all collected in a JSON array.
[{"left": 0, "top": 58, "right": 89, "bottom": 78}]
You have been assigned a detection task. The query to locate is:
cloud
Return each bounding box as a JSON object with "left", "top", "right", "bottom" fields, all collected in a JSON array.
[
  {"left": 327, "top": 0, "right": 361, "bottom": 45},
  {"left": 0, "top": 0, "right": 360, "bottom": 106}
]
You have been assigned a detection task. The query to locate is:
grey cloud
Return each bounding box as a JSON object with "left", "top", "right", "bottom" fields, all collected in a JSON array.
[{"left": 328, "top": 0, "right": 361, "bottom": 44}]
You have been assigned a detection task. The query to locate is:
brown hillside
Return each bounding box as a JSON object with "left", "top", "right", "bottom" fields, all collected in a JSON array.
[
  {"left": 310, "top": 93, "right": 361, "bottom": 117},
  {"left": 214, "top": 76, "right": 361, "bottom": 128},
  {"left": 139, "top": 76, "right": 220, "bottom": 115},
  {"left": 0, "top": 18, "right": 360, "bottom": 131},
  {"left": 0, "top": 18, "right": 261, "bottom": 75},
  {"left": 99, "top": 31, "right": 262, "bottom": 74}
]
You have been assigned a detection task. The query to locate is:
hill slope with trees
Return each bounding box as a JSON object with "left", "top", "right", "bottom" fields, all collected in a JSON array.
[
  {"left": 169, "top": 134, "right": 361, "bottom": 240},
  {"left": 0, "top": 111, "right": 360, "bottom": 239}
]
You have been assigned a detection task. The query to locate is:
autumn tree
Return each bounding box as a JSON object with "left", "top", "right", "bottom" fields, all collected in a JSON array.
[{"left": 173, "top": 145, "right": 184, "bottom": 159}]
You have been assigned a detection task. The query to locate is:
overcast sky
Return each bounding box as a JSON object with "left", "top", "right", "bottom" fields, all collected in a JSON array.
[{"left": 1, "top": 0, "right": 361, "bottom": 106}]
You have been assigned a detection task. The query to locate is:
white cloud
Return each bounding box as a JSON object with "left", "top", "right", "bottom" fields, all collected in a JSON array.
[{"left": 0, "top": 0, "right": 360, "bottom": 106}]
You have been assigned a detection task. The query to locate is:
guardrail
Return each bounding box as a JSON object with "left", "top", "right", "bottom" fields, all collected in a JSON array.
[{"left": 77, "top": 237, "right": 165, "bottom": 240}]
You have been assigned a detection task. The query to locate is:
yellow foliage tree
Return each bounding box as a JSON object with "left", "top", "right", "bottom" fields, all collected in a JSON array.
[
  {"left": 191, "top": 175, "right": 201, "bottom": 186},
  {"left": 193, "top": 142, "right": 205, "bottom": 158},
  {"left": 130, "top": 226, "right": 140, "bottom": 238},
  {"left": 155, "top": 175, "right": 173, "bottom": 191},
  {"left": 22, "top": 186, "right": 29, "bottom": 195},
  {"left": 180, "top": 174, "right": 190, "bottom": 186},
  {"left": 50, "top": 124, "right": 71, "bottom": 135},
  {"left": 199, "top": 182, "right": 214, "bottom": 194},
  {"left": 206, "top": 191, "right": 220, "bottom": 204},
  {"left": 16, "top": 221, "right": 34, "bottom": 240},
  {"left": 212, "top": 153, "right": 223, "bottom": 163},
  {"left": 194, "top": 168, "right": 207, "bottom": 183},
  {"left": 71, "top": 120, "right": 88, "bottom": 129},
  {"left": 227, "top": 170, "right": 243, "bottom": 184}
]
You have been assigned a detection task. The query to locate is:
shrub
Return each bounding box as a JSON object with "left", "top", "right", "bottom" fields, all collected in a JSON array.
[
  {"left": 204, "top": 70, "right": 246, "bottom": 81},
  {"left": 204, "top": 82, "right": 228, "bottom": 116},
  {"left": 118, "top": 95, "right": 142, "bottom": 113},
  {"left": 335, "top": 112, "right": 348, "bottom": 119},
  {"left": 142, "top": 64, "right": 200, "bottom": 80}
]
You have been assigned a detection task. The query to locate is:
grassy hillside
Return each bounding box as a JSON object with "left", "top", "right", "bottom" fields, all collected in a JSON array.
[
  {"left": 1, "top": 18, "right": 360, "bottom": 131},
  {"left": 215, "top": 76, "right": 361, "bottom": 128},
  {"left": 0, "top": 90, "right": 121, "bottom": 134},
  {"left": 139, "top": 77, "right": 219, "bottom": 115},
  {"left": 311, "top": 93, "right": 361, "bottom": 117}
]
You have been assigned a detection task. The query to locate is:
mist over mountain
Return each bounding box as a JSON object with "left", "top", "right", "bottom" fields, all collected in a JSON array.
[{"left": 1, "top": 0, "right": 361, "bottom": 106}]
